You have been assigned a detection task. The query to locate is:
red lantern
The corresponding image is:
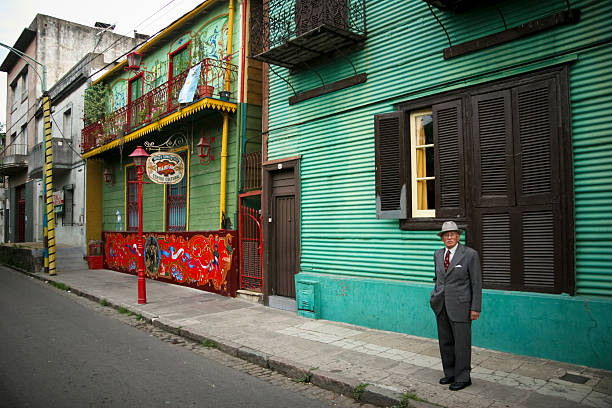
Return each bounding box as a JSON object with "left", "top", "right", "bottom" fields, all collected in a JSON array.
[
  {"left": 126, "top": 51, "right": 143, "bottom": 71},
  {"left": 197, "top": 136, "right": 215, "bottom": 165},
  {"left": 103, "top": 167, "right": 114, "bottom": 184},
  {"left": 129, "top": 145, "right": 150, "bottom": 170}
]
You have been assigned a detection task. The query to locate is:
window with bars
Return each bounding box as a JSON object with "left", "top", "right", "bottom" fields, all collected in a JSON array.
[
  {"left": 374, "top": 66, "right": 573, "bottom": 295},
  {"left": 126, "top": 166, "right": 138, "bottom": 232},
  {"left": 166, "top": 150, "right": 188, "bottom": 231}
]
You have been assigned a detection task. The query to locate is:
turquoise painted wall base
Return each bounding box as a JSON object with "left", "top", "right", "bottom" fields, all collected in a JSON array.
[{"left": 295, "top": 272, "right": 612, "bottom": 370}]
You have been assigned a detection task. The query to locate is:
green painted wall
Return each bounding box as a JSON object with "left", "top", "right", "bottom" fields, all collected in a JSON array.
[
  {"left": 100, "top": 114, "right": 241, "bottom": 232},
  {"left": 265, "top": 0, "right": 612, "bottom": 367},
  {"left": 297, "top": 272, "right": 612, "bottom": 370}
]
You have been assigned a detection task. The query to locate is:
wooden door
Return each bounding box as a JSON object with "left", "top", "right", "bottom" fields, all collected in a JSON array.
[{"left": 270, "top": 168, "right": 298, "bottom": 298}]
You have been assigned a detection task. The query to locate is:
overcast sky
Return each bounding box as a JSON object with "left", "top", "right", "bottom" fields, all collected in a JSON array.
[{"left": 0, "top": 0, "right": 208, "bottom": 128}]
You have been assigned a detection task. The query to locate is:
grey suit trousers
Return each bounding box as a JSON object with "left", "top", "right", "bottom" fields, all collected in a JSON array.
[{"left": 436, "top": 304, "right": 472, "bottom": 382}]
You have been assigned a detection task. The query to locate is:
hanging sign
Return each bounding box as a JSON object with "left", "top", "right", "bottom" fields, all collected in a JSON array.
[
  {"left": 53, "top": 190, "right": 64, "bottom": 214},
  {"left": 146, "top": 152, "right": 185, "bottom": 185}
]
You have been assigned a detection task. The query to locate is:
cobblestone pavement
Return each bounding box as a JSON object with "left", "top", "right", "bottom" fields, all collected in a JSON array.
[{"left": 51, "top": 282, "right": 379, "bottom": 408}]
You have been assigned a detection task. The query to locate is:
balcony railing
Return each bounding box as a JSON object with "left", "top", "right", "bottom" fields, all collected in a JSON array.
[
  {"left": 250, "top": 0, "right": 366, "bottom": 68},
  {"left": 0, "top": 143, "right": 28, "bottom": 176},
  {"left": 28, "top": 138, "right": 74, "bottom": 179},
  {"left": 82, "top": 58, "right": 238, "bottom": 153}
]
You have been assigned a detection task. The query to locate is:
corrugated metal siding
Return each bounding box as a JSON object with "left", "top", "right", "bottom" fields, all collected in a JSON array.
[
  {"left": 267, "top": 0, "right": 612, "bottom": 294},
  {"left": 570, "top": 42, "right": 612, "bottom": 296}
]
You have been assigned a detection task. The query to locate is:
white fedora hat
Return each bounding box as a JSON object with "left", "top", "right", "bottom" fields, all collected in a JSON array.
[{"left": 437, "top": 221, "right": 463, "bottom": 237}]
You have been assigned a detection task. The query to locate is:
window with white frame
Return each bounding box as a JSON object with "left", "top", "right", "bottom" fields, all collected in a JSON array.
[{"left": 409, "top": 109, "right": 435, "bottom": 217}]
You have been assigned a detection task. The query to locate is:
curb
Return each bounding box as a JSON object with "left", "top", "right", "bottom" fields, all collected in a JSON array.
[{"left": 12, "top": 267, "right": 441, "bottom": 408}]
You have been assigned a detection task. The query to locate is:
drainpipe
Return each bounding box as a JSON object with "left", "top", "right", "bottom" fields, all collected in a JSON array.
[{"left": 219, "top": 0, "right": 236, "bottom": 229}]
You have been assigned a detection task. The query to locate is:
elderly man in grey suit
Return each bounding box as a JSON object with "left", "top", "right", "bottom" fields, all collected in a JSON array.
[{"left": 430, "top": 221, "right": 482, "bottom": 391}]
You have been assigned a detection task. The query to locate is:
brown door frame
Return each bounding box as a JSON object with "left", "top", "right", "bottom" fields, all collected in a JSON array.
[{"left": 262, "top": 156, "right": 301, "bottom": 305}]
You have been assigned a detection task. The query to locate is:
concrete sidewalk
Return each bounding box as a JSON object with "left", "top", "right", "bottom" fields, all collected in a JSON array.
[{"left": 18, "top": 258, "right": 612, "bottom": 408}]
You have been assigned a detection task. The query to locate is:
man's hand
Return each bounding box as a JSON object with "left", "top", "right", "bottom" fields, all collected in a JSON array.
[{"left": 471, "top": 311, "right": 480, "bottom": 321}]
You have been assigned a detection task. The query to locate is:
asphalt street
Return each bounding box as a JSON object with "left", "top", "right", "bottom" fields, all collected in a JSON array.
[{"left": 0, "top": 267, "right": 336, "bottom": 408}]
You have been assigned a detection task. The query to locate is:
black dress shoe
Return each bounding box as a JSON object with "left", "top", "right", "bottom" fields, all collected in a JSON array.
[
  {"left": 439, "top": 376, "right": 454, "bottom": 385},
  {"left": 449, "top": 380, "right": 472, "bottom": 391}
]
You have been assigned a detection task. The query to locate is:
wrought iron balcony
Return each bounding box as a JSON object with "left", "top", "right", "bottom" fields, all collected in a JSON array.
[
  {"left": 81, "top": 58, "right": 238, "bottom": 153},
  {"left": 28, "top": 138, "right": 74, "bottom": 179},
  {"left": 0, "top": 143, "right": 28, "bottom": 176},
  {"left": 250, "top": 0, "right": 366, "bottom": 69}
]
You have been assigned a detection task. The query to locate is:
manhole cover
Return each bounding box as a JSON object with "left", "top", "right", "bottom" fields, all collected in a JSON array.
[{"left": 560, "top": 373, "right": 589, "bottom": 384}]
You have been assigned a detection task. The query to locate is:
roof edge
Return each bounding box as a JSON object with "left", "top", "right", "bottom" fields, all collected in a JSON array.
[{"left": 0, "top": 28, "right": 37, "bottom": 73}]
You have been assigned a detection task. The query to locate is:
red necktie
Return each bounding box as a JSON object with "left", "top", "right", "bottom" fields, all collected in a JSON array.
[{"left": 444, "top": 250, "right": 450, "bottom": 271}]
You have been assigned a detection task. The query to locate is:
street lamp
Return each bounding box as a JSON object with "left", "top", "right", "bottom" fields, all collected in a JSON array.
[{"left": 128, "top": 145, "right": 150, "bottom": 304}]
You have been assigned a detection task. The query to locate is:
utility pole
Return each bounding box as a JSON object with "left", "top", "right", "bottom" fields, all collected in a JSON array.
[{"left": 0, "top": 42, "right": 55, "bottom": 275}]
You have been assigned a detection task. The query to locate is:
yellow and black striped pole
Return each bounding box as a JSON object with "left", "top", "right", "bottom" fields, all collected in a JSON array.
[{"left": 42, "top": 94, "right": 56, "bottom": 276}]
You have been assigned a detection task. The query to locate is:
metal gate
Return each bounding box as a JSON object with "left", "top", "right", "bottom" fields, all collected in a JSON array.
[{"left": 239, "top": 198, "right": 262, "bottom": 292}]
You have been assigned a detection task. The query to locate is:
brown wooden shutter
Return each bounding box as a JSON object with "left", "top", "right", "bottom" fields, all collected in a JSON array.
[
  {"left": 471, "top": 76, "right": 564, "bottom": 293},
  {"left": 433, "top": 99, "right": 464, "bottom": 218},
  {"left": 471, "top": 90, "right": 515, "bottom": 208},
  {"left": 471, "top": 90, "right": 515, "bottom": 289},
  {"left": 374, "top": 111, "right": 407, "bottom": 219},
  {"left": 514, "top": 79, "right": 561, "bottom": 293}
]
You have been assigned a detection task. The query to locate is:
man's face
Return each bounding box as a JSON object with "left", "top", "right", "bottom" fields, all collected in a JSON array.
[{"left": 441, "top": 231, "right": 460, "bottom": 249}]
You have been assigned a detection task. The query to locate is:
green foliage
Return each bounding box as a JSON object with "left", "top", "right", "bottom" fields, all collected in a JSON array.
[
  {"left": 396, "top": 391, "right": 428, "bottom": 408},
  {"left": 201, "top": 339, "right": 218, "bottom": 348},
  {"left": 118, "top": 307, "right": 128, "bottom": 314},
  {"left": 100, "top": 299, "right": 108, "bottom": 306},
  {"left": 353, "top": 383, "right": 368, "bottom": 401},
  {"left": 136, "top": 314, "right": 143, "bottom": 321},
  {"left": 83, "top": 82, "right": 109, "bottom": 125},
  {"left": 295, "top": 371, "right": 312, "bottom": 383},
  {"left": 49, "top": 281, "right": 70, "bottom": 291}
]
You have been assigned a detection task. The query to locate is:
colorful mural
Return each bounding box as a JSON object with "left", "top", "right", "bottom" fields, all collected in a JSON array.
[{"left": 103, "top": 230, "right": 238, "bottom": 297}]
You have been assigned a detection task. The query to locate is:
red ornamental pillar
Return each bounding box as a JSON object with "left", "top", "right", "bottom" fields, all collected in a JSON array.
[
  {"left": 137, "top": 164, "right": 146, "bottom": 304},
  {"left": 129, "top": 145, "right": 150, "bottom": 304}
]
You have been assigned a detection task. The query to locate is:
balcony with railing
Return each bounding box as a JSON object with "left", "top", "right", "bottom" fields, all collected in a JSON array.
[
  {"left": 82, "top": 58, "right": 238, "bottom": 154},
  {"left": 0, "top": 143, "right": 28, "bottom": 176},
  {"left": 250, "top": 0, "right": 366, "bottom": 69},
  {"left": 28, "top": 138, "right": 74, "bottom": 179}
]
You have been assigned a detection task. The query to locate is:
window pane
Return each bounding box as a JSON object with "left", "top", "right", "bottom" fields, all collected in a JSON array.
[
  {"left": 422, "top": 115, "right": 433, "bottom": 145},
  {"left": 172, "top": 47, "right": 190, "bottom": 78},
  {"left": 130, "top": 77, "right": 142, "bottom": 100},
  {"left": 426, "top": 179, "right": 436, "bottom": 210},
  {"left": 426, "top": 145, "right": 435, "bottom": 180}
]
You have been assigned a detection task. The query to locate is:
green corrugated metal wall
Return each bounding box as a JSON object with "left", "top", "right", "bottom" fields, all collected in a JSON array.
[{"left": 267, "top": 0, "right": 612, "bottom": 296}]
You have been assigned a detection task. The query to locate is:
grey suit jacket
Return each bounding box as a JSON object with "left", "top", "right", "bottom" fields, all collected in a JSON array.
[{"left": 430, "top": 243, "right": 482, "bottom": 322}]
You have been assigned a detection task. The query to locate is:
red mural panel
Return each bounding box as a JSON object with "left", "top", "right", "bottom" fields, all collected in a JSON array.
[{"left": 103, "top": 230, "right": 239, "bottom": 297}]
